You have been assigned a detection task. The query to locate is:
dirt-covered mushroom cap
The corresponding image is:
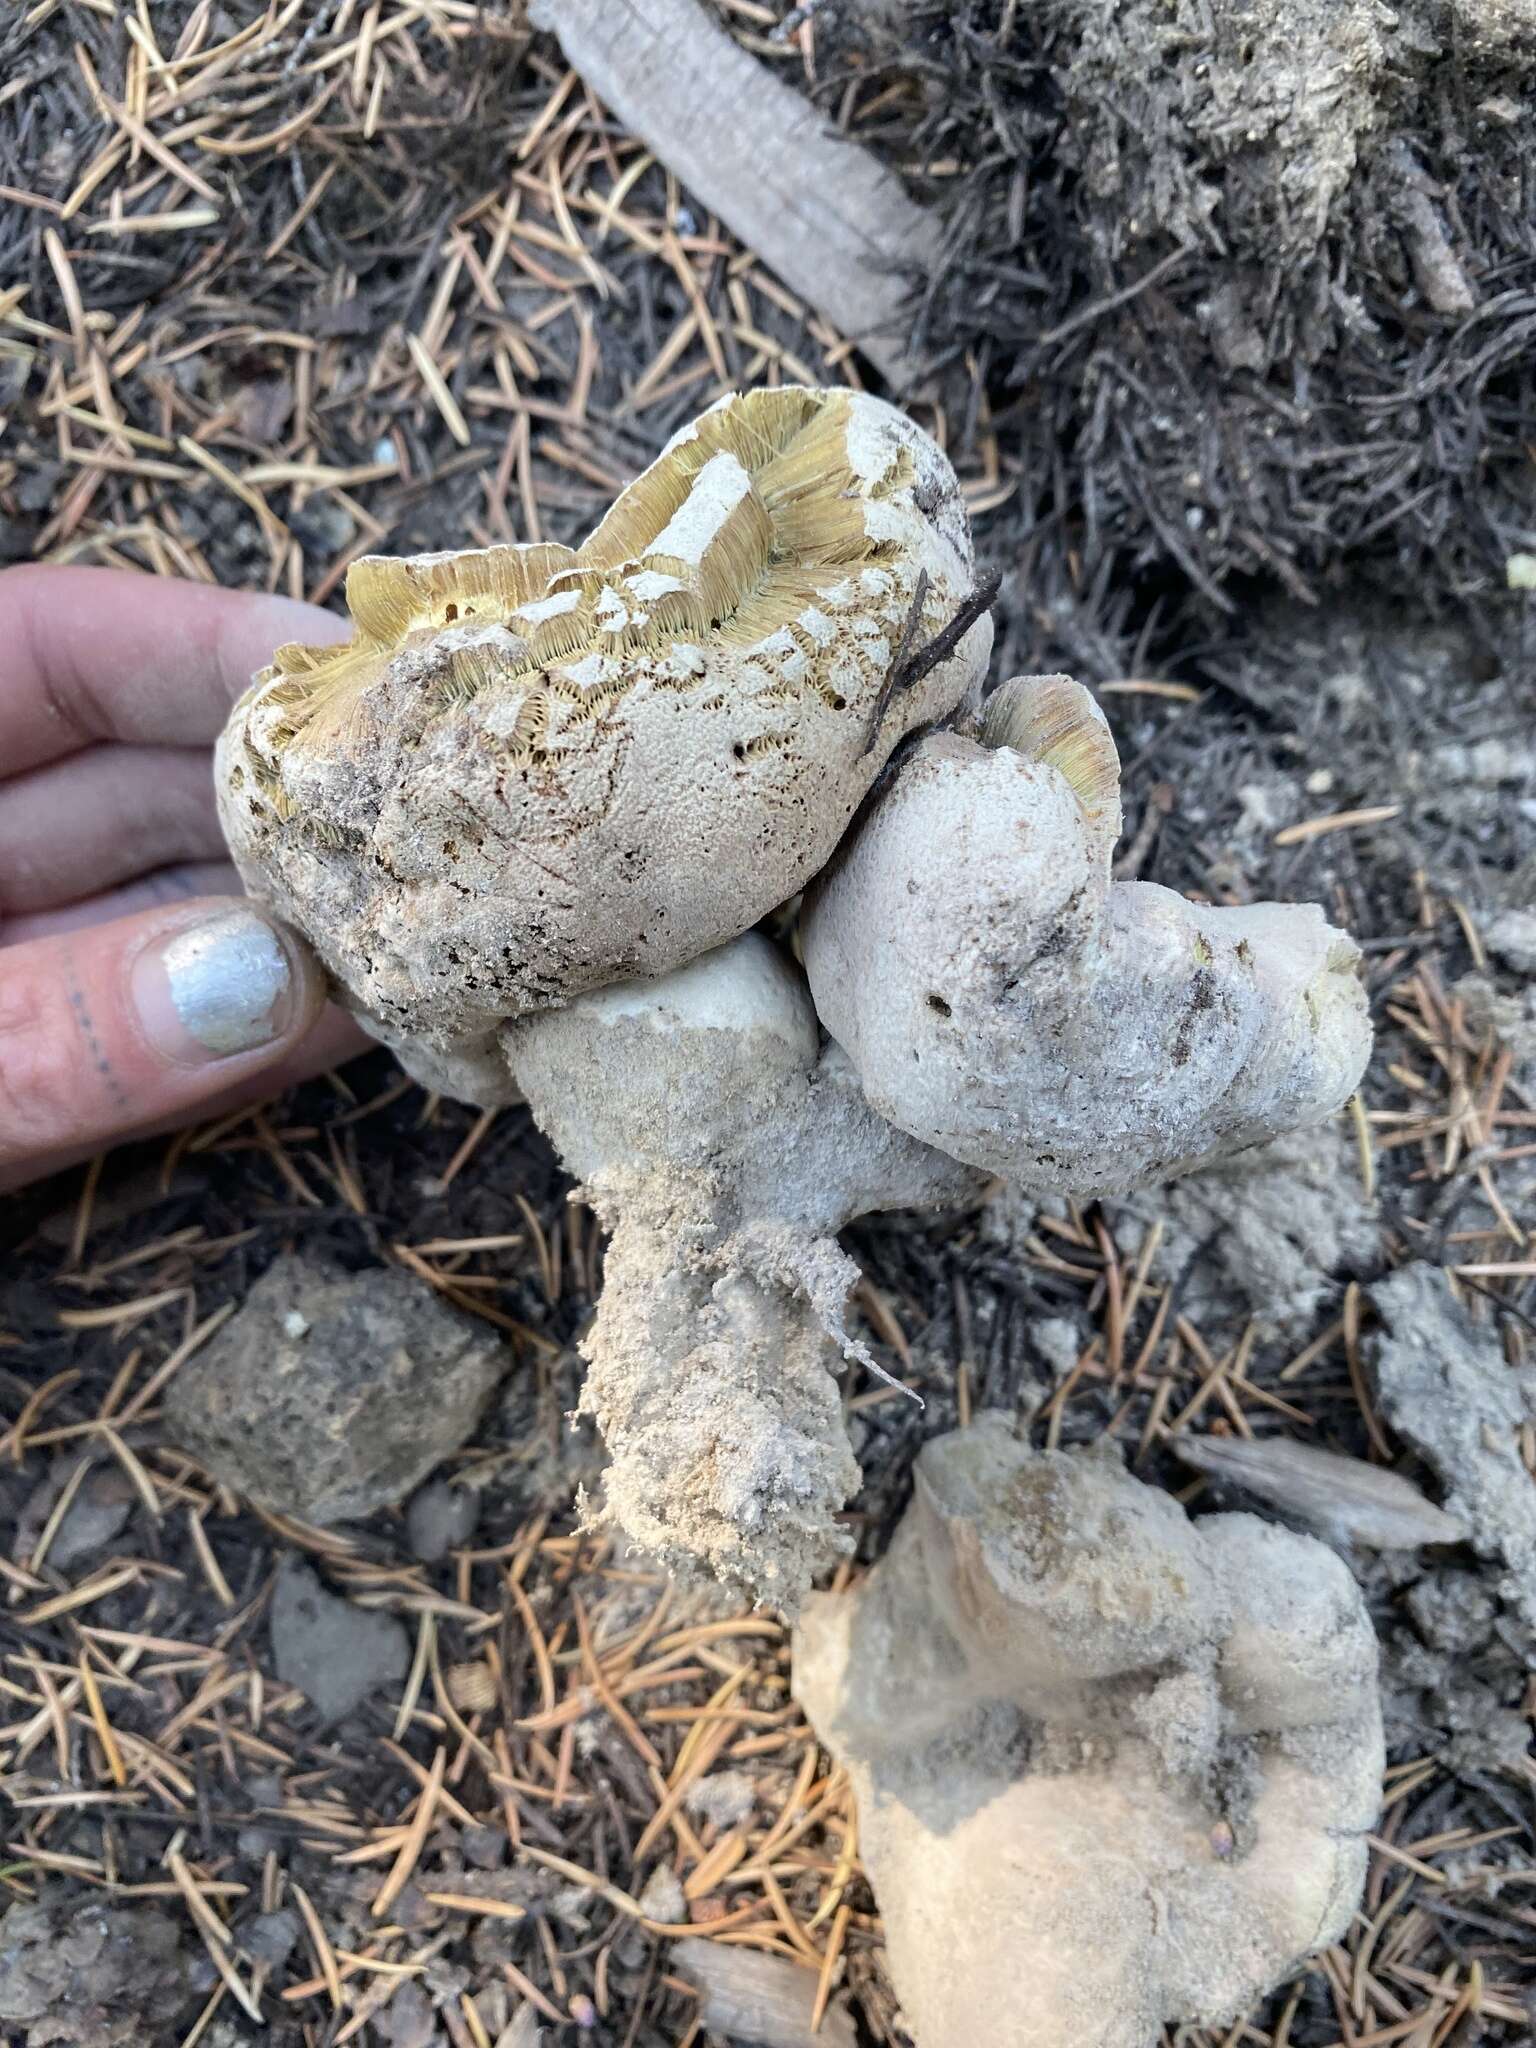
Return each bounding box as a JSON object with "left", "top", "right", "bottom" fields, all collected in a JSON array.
[
  {"left": 803, "top": 676, "right": 1372, "bottom": 1196},
  {"left": 794, "top": 1414, "right": 1384, "bottom": 2048},
  {"left": 215, "top": 387, "right": 990, "bottom": 1070}
]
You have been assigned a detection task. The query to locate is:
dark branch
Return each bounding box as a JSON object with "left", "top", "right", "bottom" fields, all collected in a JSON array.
[{"left": 860, "top": 568, "right": 999, "bottom": 758}]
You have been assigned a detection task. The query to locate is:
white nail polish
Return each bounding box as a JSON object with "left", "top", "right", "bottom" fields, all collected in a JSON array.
[{"left": 159, "top": 909, "right": 291, "bottom": 1054}]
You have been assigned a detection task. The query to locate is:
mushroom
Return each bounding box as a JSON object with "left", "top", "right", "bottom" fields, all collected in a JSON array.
[
  {"left": 793, "top": 1413, "right": 1385, "bottom": 2048},
  {"left": 213, "top": 392, "right": 1376, "bottom": 1603},
  {"left": 802, "top": 675, "right": 1372, "bottom": 1194},
  {"left": 504, "top": 932, "right": 981, "bottom": 1604},
  {"left": 215, "top": 387, "right": 992, "bottom": 1094}
]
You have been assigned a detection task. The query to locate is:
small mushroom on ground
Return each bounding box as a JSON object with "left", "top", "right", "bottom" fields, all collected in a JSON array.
[
  {"left": 216, "top": 386, "right": 991, "bottom": 1094},
  {"left": 505, "top": 932, "right": 980, "bottom": 1604},
  {"left": 803, "top": 675, "right": 1372, "bottom": 1193},
  {"left": 793, "top": 1414, "right": 1384, "bottom": 2048}
]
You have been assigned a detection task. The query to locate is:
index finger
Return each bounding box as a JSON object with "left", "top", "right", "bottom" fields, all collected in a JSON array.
[{"left": 0, "top": 564, "right": 348, "bottom": 779}]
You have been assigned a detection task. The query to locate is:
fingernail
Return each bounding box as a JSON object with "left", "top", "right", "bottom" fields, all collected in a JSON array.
[{"left": 135, "top": 908, "right": 295, "bottom": 1061}]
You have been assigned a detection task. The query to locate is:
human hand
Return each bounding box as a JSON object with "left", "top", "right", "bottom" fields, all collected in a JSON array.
[{"left": 0, "top": 565, "right": 370, "bottom": 1194}]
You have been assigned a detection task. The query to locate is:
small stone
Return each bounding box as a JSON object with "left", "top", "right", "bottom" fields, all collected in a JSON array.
[
  {"left": 293, "top": 499, "right": 357, "bottom": 558},
  {"left": 462, "top": 1824, "right": 506, "bottom": 1871},
  {"left": 244, "top": 1909, "right": 300, "bottom": 1972},
  {"left": 390, "top": 1882, "right": 436, "bottom": 1932},
  {"left": 495, "top": 2009, "right": 543, "bottom": 2048},
  {"left": 684, "top": 1770, "right": 756, "bottom": 1830},
  {"left": 384, "top": 1979, "right": 438, "bottom": 2048},
  {"left": 20, "top": 1465, "right": 135, "bottom": 1572},
  {"left": 54, "top": 1471, "right": 136, "bottom": 1570},
  {"left": 635, "top": 1865, "right": 686, "bottom": 1926},
  {"left": 270, "top": 1558, "right": 409, "bottom": 1725},
  {"left": 13, "top": 459, "right": 64, "bottom": 515},
  {"left": 0, "top": 1896, "right": 190, "bottom": 2042},
  {"left": 1484, "top": 908, "right": 1536, "bottom": 976},
  {"left": 166, "top": 1254, "right": 506, "bottom": 1525},
  {"left": 1029, "top": 1316, "right": 1081, "bottom": 1383},
  {"left": 407, "top": 1478, "right": 481, "bottom": 1562}
]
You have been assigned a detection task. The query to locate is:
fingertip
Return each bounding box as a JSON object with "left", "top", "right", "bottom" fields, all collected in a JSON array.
[
  {"left": 130, "top": 901, "right": 329, "bottom": 1067},
  {"left": 0, "top": 899, "right": 359, "bottom": 1192}
]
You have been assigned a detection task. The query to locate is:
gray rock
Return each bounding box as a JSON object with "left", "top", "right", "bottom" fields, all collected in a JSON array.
[
  {"left": 166, "top": 1254, "right": 506, "bottom": 1525},
  {"left": 1454, "top": 972, "right": 1536, "bottom": 1076},
  {"left": 270, "top": 1559, "right": 409, "bottom": 1725},
  {"left": 243, "top": 1909, "right": 300, "bottom": 1972},
  {"left": 494, "top": 2010, "right": 543, "bottom": 2048},
  {"left": 1370, "top": 1264, "right": 1536, "bottom": 1631},
  {"left": 634, "top": 1864, "right": 686, "bottom": 1926},
  {"left": 0, "top": 1895, "right": 190, "bottom": 2042},
  {"left": 406, "top": 1478, "right": 481, "bottom": 1563},
  {"left": 1484, "top": 907, "right": 1536, "bottom": 976},
  {"left": 462, "top": 1824, "right": 506, "bottom": 1871},
  {"left": 684, "top": 1769, "right": 757, "bottom": 1830},
  {"left": 18, "top": 1462, "right": 133, "bottom": 1572},
  {"left": 383, "top": 1979, "right": 440, "bottom": 2048},
  {"left": 53, "top": 1472, "right": 135, "bottom": 1571}
]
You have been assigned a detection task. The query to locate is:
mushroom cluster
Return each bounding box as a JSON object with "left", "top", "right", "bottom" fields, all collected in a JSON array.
[
  {"left": 218, "top": 387, "right": 988, "bottom": 1098},
  {"left": 217, "top": 385, "right": 1372, "bottom": 1603}
]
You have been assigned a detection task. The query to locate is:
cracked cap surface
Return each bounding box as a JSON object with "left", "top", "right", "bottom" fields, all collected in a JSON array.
[{"left": 216, "top": 386, "right": 991, "bottom": 1063}]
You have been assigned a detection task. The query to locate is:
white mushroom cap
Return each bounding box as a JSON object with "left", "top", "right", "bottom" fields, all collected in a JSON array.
[
  {"left": 803, "top": 679, "right": 1372, "bottom": 1195},
  {"left": 216, "top": 388, "right": 991, "bottom": 1078}
]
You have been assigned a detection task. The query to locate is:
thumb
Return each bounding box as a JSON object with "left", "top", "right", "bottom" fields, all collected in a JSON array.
[{"left": 0, "top": 897, "right": 333, "bottom": 1192}]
